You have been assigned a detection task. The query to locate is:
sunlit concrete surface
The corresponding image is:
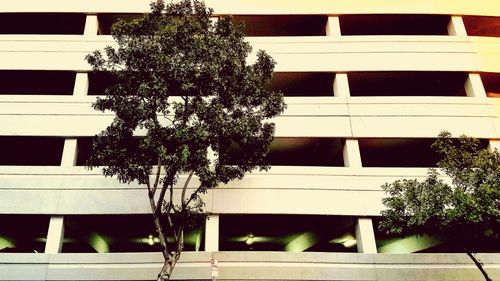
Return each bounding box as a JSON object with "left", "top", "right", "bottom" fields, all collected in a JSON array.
[{"left": 0, "top": 1, "right": 499, "bottom": 280}]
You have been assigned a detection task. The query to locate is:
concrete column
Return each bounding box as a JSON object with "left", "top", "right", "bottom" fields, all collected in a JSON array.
[
  {"left": 333, "top": 73, "right": 350, "bottom": 97},
  {"left": 355, "top": 217, "right": 377, "bottom": 253},
  {"left": 79, "top": 15, "right": 97, "bottom": 98},
  {"left": 465, "top": 73, "right": 487, "bottom": 98},
  {"left": 325, "top": 16, "right": 341, "bottom": 36},
  {"left": 343, "top": 139, "right": 362, "bottom": 168},
  {"left": 205, "top": 214, "right": 219, "bottom": 251},
  {"left": 447, "top": 16, "right": 468, "bottom": 36},
  {"left": 488, "top": 140, "right": 500, "bottom": 152},
  {"left": 73, "top": 73, "right": 89, "bottom": 96},
  {"left": 84, "top": 15, "right": 99, "bottom": 36},
  {"left": 61, "top": 139, "right": 78, "bottom": 166},
  {"left": 44, "top": 216, "right": 65, "bottom": 253}
]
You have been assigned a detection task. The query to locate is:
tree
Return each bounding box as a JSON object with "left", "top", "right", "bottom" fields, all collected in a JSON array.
[
  {"left": 379, "top": 131, "right": 499, "bottom": 281},
  {"left": 85, "top": 1, "right": 285, "bottom": 280}
]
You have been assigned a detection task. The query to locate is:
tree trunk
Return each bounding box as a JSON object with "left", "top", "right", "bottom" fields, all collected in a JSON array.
[
  {"left": 157, "top": 251, "right": 181, "bottom": 281},
  {"left": 465, "top": 251, "right": 492, "bottom": 281},
  {"left": 450, "top": 238, "right": 492, "bottom": 281}
]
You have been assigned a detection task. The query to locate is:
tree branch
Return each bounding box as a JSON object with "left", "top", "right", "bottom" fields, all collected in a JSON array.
[
  {"left": 168, "top": 179, "right": 174, "bottom": 211},
  {"left": 166, "top": 212, "right": 178, "bottom": 242},
  {"left": 155, "top": 174, "right": 172, "bottom": 216},
  {"left": 147, "top": 182, "right": 169, "bottom": 261},
  {"left": 176, "top": 227, "right": 184, "bottom": 253},
  {"left": 152, "top": 213, "right": 170, "bottom": 260},
  {"left": 146, "top": 179, "right": 153, "bottom": 199},
  {"left": 184, "top": 184, "right": 204, "bottom": 208},
  {"left": 181, "top": 171, "right": 194, "bottom": 207},
  {"left": 152, "top": 158, "right": 162, "bottom": 196},
  {"left": 461, "top": 244, "right": 492, "bottom": 281},
  {"left": 453, "top": 238, "right": 493, "bottom": 281}
]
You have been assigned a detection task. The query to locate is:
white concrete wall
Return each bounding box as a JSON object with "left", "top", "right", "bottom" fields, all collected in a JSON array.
[{"left": 0, "top": 4, "right": 499, "bottom": 280}]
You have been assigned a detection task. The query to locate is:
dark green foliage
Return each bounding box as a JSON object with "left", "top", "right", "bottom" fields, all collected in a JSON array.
[
  {"left": 380, "top": 131, "right": 499, "bottom": 239},
  {"left": 380, "top": 131, "right": 499, "bottom": 280},
  {"left": 85, "top": 1, "right": 284, "bottom": 279},
  {"left": 379, "top": 169, "right": 452, "bottom": 236},
  {"left": 85, "top": 0, "right": 284, "bottom": 194}
]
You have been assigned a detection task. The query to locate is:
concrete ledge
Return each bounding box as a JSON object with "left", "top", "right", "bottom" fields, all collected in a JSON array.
[
  {"left": 1, "top": 96, "right": 495, "bottom": 117},
  {"left": 0, "top": 96, "right": 498, "bottom": 138},
  {"left": 1, "top": 252, "right": 499, "bottom": 280},
  {"left": 0, "top": 35, "right": 495, "bottom": 72},
  {"left": 0, "top": 166, "right": 433, "bottom": 215},
  {"left": 1, "top": 0, "right": 500, "bottom": 17}
]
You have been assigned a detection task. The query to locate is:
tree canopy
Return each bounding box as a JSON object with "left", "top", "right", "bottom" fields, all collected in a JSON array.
[
  {"left": 379, "top": 131, "right": 499, "bottom": 280},
  {"left": 85, "top": 0, "right": 285, "bottom": 280}
]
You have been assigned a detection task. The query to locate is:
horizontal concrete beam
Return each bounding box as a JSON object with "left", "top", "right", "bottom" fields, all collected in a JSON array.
[
  {"left": 1, "top": 96, "right": 496, "bottom": 117},
  {"left": 0, "top": 96, "right": 497, "bottom": 138},
  {"left": 1, "top": 0, "right": 500, "bottom": 17},
  {"left": 1, "top": 35, "right": 497, "bottom": 72},
  {"left": 0, "top": 166, "right": 437, "bottom": 215},
  {"left": 0, "top": 114, "right": 496, "bottom": 138},
  {"left": 349, "top": 116, "right": 498, "bottom": 138},
  {"left": 0, "top": 252, "right": 499, "bottom": 280}
]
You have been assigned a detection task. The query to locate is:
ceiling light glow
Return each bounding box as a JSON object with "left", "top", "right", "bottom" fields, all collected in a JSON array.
[
  {"left": 342, "top": 239, "right": 357, "bottom": 248},
  {"left": 245, "top": 234, "right": 254, "bottom": 245}
]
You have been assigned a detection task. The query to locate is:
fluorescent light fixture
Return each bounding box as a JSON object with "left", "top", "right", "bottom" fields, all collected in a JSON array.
[
  {"left": 245, "top": 234, "right": 254, "bottom": 245},
  {"left": 342, "top": 239, "right": 357, "bottom": 248}
]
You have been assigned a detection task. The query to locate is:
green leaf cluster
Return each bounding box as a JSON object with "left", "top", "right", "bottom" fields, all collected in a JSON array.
[
  {"left": 85, "top": 0, "right": 285, "bottom": 194},
  {"left": 380, "top": 132, "right": 500, "bottom": 242}
]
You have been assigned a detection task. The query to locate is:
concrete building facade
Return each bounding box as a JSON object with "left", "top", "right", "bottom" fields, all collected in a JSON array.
[{"left": 0, "top": 0, "right": 499, "bottom": 280}]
